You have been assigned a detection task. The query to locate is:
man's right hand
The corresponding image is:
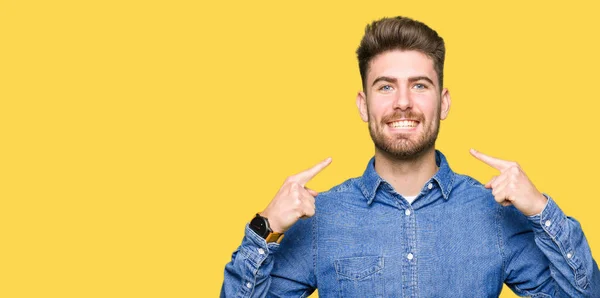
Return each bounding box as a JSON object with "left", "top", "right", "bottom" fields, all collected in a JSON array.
[{"left": 259, "top": 157, "right": 332, "bottom": 234}]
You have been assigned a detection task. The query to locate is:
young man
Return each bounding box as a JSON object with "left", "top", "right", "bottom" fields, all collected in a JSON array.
[{"left": 221, "top": 16, "right": 599, "bottom": 297}]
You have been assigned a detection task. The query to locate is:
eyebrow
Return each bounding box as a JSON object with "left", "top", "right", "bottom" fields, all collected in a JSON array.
[
  {"left": 371, "top": 76, "right": 397, "bottom": 87},
  {"left": 409, "top": 76, "right": 435, "bottom": 86},
  {"left": 371, "top": 76, "right": 436, "bottom": 87}
]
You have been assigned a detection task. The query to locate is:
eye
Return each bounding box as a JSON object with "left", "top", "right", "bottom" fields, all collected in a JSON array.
[
  {"left": 379, "top": 85, "right": 394, "bottom": 92},
  {"left": 412, "top": 83, "right": 427, "bottom": 90}
]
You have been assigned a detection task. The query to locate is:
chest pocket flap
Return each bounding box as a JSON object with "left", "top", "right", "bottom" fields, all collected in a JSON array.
[{"left": 334, "top": 256, "right": 385, "bottom": 297}]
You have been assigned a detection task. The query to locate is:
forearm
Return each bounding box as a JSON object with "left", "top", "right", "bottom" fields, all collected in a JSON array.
[
  {"left": 528, "top": 195, "right": 600, "bottom": 297},
  {"left": 221, "top": 225, "right": 280, "bottom": 298}
]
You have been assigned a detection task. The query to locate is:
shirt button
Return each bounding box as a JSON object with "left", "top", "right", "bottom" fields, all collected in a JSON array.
[
  {"left": 567, "top": 252, "right": 573, "bottom": 259},
  {"left": 258, "top": 248, "right": 265, "bottom": 255},
  {"left": 407, "top": 253, "right": 414, "bottom": 260},
  {"left": 544, "top": 220, "right": 552, "bottom": 227},
  {"left": 405, "top": 209, "right": 411, "bottom": 216},
  {"left": 427, "top": 183, "right": 433, "bottom": 190},
  {"left": 246, "top": 282, "right": 252, "bottom": 288}
]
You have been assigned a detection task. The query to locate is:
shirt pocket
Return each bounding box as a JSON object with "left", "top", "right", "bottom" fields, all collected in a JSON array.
[{"left": 334, "top": 256, "right": 385, "bottom": 298}]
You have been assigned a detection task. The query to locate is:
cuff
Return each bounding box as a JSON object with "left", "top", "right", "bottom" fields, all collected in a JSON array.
[
  {"left": 527, "top": 194, "right": 566, "bottom": 239},
  {"left": 240, "top": 224, "right": 281, "bottom": 267}
]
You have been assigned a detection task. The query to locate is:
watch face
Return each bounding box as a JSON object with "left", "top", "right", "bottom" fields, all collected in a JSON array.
[{"left": 250, "top": 215, "right": 269, "bottom": 237}]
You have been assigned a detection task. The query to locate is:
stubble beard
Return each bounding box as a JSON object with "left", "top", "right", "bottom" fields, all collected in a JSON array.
[{"left": 368, "top": 110, "right": 441, "bottom": 161}]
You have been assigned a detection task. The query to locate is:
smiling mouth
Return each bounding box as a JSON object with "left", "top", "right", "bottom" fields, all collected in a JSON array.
[{"left": 388, "top": 120, "right": 419, "bottom": 128}]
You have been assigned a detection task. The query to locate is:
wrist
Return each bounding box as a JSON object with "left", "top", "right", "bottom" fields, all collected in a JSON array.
[
  {"left": 524, "top": 193, "right": 548, "bottom": 216},
  {"left": 250, "top": 213, "right": 284, "bottom": 243},
  {"left": 259, "top": 211, "right": 284, "bottom": 233}
]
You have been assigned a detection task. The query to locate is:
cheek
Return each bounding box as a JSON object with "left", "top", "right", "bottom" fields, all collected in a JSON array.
[
  {"left": 368, "top": 99, "right": 392, "bottom": 116},
  {"left": 414, "top": 97, "right": 440, "bottom": 117},
  {"left": 368, "top": 107, "right": 386, "bottom": 123}
]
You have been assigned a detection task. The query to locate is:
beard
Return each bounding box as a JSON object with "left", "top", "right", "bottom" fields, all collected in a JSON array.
[{"left": 368, "top": 109, "right": 440, "bottom": 160}]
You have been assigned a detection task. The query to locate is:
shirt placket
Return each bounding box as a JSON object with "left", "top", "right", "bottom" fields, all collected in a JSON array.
[
  {"left": 404, "top": 199, "right": 418, "bottom": 298},
  {"left": 403, "top": 181, "right": 435, "bottom": 298}
]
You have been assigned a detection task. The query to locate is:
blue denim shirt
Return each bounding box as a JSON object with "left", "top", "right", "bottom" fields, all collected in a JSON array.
[{"left": 222, "top": 151, "right": 600, "bottom": 297}]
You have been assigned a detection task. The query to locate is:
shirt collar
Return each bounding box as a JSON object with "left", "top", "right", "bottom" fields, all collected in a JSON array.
[{"left": 357, "top": 150, "right": 455, "bottom": 205}]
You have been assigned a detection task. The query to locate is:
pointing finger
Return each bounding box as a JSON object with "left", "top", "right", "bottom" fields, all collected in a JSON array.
[
  {"left": 470, "top": 149, "right": 510, "bottom": 171},
  {"left": 294, "top": 157, "right": 332, "bottom": 186}
]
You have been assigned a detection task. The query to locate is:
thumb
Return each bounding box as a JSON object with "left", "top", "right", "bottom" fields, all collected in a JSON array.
[
  {"left": 485, "top": 176, "right": 497, "bottom": 189},
  {"left": 305, "top": 187, "right": 319, "bottom": 197}
]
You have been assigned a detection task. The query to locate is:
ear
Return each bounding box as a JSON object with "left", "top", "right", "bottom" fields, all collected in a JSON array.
[
  {"left": 356, "top": 91, "right": 369, "bottom": 122},
  {"left": 440, "top": 88, "right": 451, "bottom": 120}
]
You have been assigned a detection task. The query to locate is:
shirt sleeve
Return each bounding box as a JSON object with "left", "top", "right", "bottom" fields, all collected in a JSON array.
[
  {"left": 502, "top": 195, "right": 600, "bottom": 297},
  {"left": 221, "top": 218, "right": 316, "bottom": 298}
]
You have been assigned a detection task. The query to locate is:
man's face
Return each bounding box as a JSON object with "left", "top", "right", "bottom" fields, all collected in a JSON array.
[{"left": 356, "top": 50, "right": 450, "bottom": 160}]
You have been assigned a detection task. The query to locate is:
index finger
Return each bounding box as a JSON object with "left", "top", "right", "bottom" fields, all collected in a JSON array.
[
  {"left": 294, "top": 157, "right": 332, "bottom": 186},
  {"left": 469, "top": 149, "right": 510, "bottom": 171}
]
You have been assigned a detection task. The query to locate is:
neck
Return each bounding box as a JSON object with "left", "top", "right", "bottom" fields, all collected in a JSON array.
[{"left": 373, "top": 147, "right": 439, "bottom": 197}]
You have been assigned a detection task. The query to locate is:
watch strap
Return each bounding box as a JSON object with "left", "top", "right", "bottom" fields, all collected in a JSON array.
[{"left": 265, "top": 232, "right": 284, "bottom": 244}]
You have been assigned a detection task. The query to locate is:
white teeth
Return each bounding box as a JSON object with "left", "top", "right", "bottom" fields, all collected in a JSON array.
[{"left": 390, "top": 120, "right": 417, "bottom": 128}]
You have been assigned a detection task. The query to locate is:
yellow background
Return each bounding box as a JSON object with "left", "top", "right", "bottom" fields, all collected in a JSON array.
[{"left": 1, "top": 0, "right": 599, "bottom": 297}]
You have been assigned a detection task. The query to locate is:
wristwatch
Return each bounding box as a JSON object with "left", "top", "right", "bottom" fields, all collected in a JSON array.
[{"left": 249, "top": 213, "right": 284, "bottom": 243}]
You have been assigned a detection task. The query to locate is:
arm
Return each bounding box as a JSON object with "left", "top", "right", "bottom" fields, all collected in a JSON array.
[
  {"left": 221, "top": 218, "right": 317, "bottom": 298},
  {"left": 470, "top": 149, "right": 599, "bottom": 296},
  {"left": 501, "top": 196, "right": 600, "bottom": 297},
  {"left": 221, "top": 220, "right": 317, "bottom": 298},
  {"left": 221, "top": 158, "right": 331, "bottom": 297},
  {"left": 526, "top": 195, "right": 599, "bottom": 296},
  {"left": 221, "top": 225, "right": 282, "bottom": 298}
]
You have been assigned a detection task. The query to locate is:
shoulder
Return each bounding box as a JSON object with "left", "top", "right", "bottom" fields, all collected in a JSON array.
[
  {"left": 451, "top": 172, "right": 490, "bottom": 196},
  {"left": 325, "top": 177, "right": 360, "bottom": 193},
  {"left": 317, "top": 177, "right": 362, "bottom": 199},
  {"left": 284, "top": 178, "right": 365, "bottom": 239},
  {"left": 314, "top": 177, "right": 368, "bottom": 211},
  {"left": 448, "top": 172, "right": 499, "bottom": 209},
  {"left": 450, "top": 172, "right": 529, "bottom": 224}
]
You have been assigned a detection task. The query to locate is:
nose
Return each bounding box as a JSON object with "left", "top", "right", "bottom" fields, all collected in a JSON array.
[{"left": 392, "top": 87, "right": 412, "bottom": 110}]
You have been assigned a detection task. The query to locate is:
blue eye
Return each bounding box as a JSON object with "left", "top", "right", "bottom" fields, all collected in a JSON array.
[
  {"left": 379, "top": 85, "right": 394, "bottom": 92},
  {"left": 413, "top": 84, "right": 426, "bottom": 90}
]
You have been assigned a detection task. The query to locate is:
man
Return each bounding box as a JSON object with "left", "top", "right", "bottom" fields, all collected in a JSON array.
[{"left": 221, "top": 16, "right": 599, "bottom": 297}]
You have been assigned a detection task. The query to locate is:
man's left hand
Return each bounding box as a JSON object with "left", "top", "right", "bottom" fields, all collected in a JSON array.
[{"left": 470, "top": 149, "right": 548, "bottom": 216}]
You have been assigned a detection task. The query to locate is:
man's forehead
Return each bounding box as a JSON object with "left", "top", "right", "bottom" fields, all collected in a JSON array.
[{"left": 366, "top": 50, "right": 437, "bottom": 83}]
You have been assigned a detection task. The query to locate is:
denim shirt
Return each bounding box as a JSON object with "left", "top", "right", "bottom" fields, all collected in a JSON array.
[{"left": 222, "top": 151, "right": 600, "bottom": 297}]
